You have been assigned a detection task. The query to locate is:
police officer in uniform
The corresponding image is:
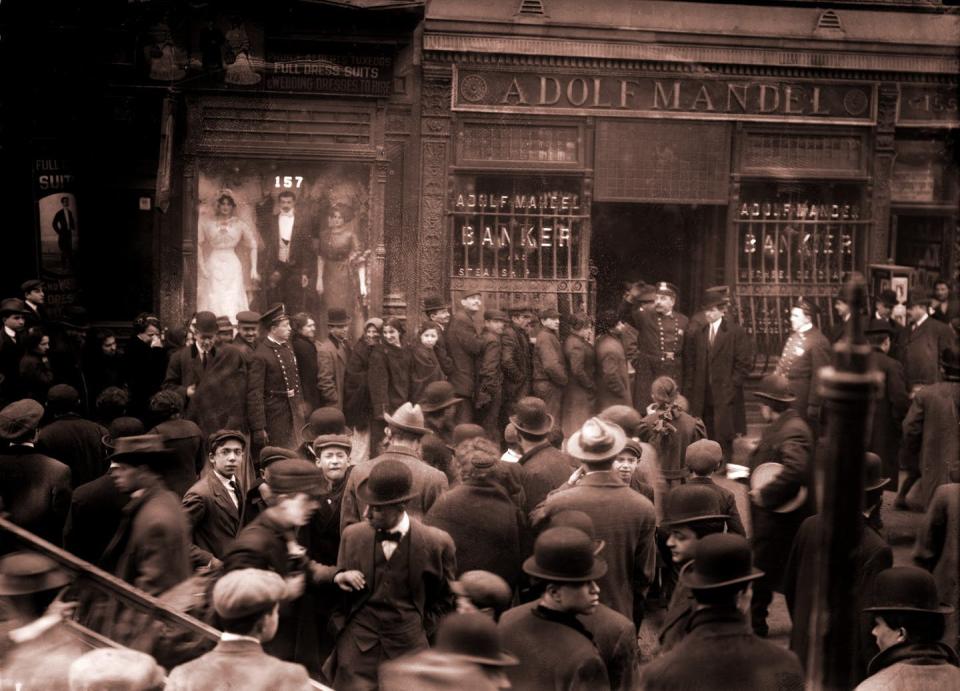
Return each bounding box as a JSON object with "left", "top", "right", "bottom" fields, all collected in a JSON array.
[
  {"left": 774, "top": 297, "right": 832, "bottom": 431},
  {"left": 634, "top": 282, "right": 688, "bottom": 410},
  {"left": 249, "top": 304, "right": 305, "bottom": 453}
]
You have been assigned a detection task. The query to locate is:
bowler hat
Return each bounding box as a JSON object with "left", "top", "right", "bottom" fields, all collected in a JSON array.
[
  {"left": 418, "top": 381, "right": 463, "bottom": 413},
  {"left": 538, "top": 307, "right": 560, "bottom": 320},
  {"left": 236, "top": 310, "right": 261, "bottom": 325},
  {"left": 300, "top": 407, "right": 347, "bottom": 444},
  {"left": 700, "top": 292, "right": 727, "bottom": 310},
  {"left": 68, "top": 648, "right": 165, "bottom": 691},
  {"left": 266, "top": 458, "right": 324, "bottom": 495},
  {"left": 876, "top": 289, "right": 898, "bottom": 309},
  {"left": 753, "top": 374, "right": 797, "bottom": 404},
  {"left": 0, "top": 551, "right": 71, "bottom": 595},
  {"left": 509, "top": 396, "right": 554, "bottom": 436},
  {"left": 795, "top": 297, "right": 821, "bottom": 317},
  {"left": 548, "top": 509, "right": 605, "bottom": 555},
  {"left": 940, "top": 347, "right": 960, "bottom": 381},
  {"left": 383, "top": 402, "right": 429, "bottom": 436},
  {"left": 864, "top": 452, "right": 889, "bottom": 492},
  {"left": 194, "top": 311, "right": 219, "bottom": 336},
  {"left": 47, "top": 383, "right": 80, "bottom": 407},
  {"left": 685, "top": 439, "right": 723, "bottom": 474},
  {"left": 312, "top": 434, "right": 352, "bottom": 453},
  {"left": 906, "top": 293, "right": 936, "bottom": 308},
  {"left": 598, "top": 405, "right": 643, "bottom": 437},
  {"left": 260, "top": 303, "right": 288, "bottom": 326},
  {"left": 751, "top": 462, "right": 809, "bottom": 513},
  {"left": 654, "top": 282, "right": 679, "bottom": 298},
  {"left": 661, "top": 484, "right": 729, "bottom": 528},
  {"left": 679, "top": 533, "right": 764, "bottom": 590},
  {"left": 523, "top": 527, "right": 607, "bottom": 582},
  {"left": 567, "top": 417, "right": 627, "bottom": 463},
  {"left": 213, "top": 568, "right": 287, "bottom": 619},
  {"left": 258, "top": 446, "right": 298, "bottom": 470},
  {"left": 864, "top": 567, "right": 953, "bottom": 614},
  {"left": 20, "top": 280, "right": 43, "bottom": 294},
  {"left": 102, "top": 417, "right": 146, "bottom": 450},
  {"left": 357, "top": 459, "right": 416, "bottom": 506},
  {"left": 327, "top": 307, "right": 350, "bottom": 326},
  {"left": 422, "top": 294, "right": 449, "bottom": 314},
  {"left": 435, "top": 613, "right": 519, "bottom": 667},
  {"left": 450, "top": 571, "right": 513, "bottom": 614},
  {"left": 452, "top": 423, "right": 486, "bottom": 448},
  {"left": 0, "top": 399, "right": 44, "bottom": 440},
  {"left": 106, "top": 434, "right": 174, "bottom": 472},
  {"left": 0, "top": 298, "right": 29, "bottom": 317},
  {"left": 484, "top": 309, "right": 509, "bottom": 322},
  {"left": 864, "top": 318, "right": 893, "bottom": 337}
]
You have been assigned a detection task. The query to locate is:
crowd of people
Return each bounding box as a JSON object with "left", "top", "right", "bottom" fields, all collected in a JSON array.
[{"left": 0, "top": 275, "right": 959, "bottom": 690}]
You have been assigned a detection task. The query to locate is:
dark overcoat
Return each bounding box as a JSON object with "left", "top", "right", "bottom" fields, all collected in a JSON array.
[
  {"left": 342, "top": 337, "right": 375, "bottom": 429},
  {"left": 123, "top": 335, "right": 168, "bottom": 421},
  {"left": 316, "top": 336, "right": 350, "bottom": 409},
  {"left": 248, "top": 338, "right": 305, "bottom": 450},
  {"left": 501, "top": 322, "right": 532, "bottom": 404},
  {"left": 410, "top": 342, "right": 444, "bottom": 407},
  {"left": 532, "top": 327, "right": 568, "bottom": 419},
  {"left": 903, "top": 381, "right": 960, "bottom": 506},
  {"left": 638, "top": 607, "right": 804, "bottom": 690},
  {"left": 913, "top": 482, "right": 960, "bottom": 648},
  {"left": 37, "top": 413, "right": 108, "bottom": 488},
  {"left": 516, "top": 441, "right": 575, "bottom": 514},
  {"left": 149, "top": 418, "right": 204, "bottom": 498},
  {"left": 539, "top": 470, "right": 657, "bottom": 624},
  {"left": 686, "top": 476, "right": 746, "bottom": 536},
  {"left": 595, "top": 333, "right": 631, "bottom": 410},
  {"left": 868, "top": 350, "right": 909, "bottom": 490},
  {"left": 447, "top": 309, "right": 483, "bottom": 399},
  {"left": 0, "top": 444, "right": 71, "bottom": 546},
  {"left": 63, "top": 473, "right": 125, "bottom": 564},
  {"left": 182, "top": 471, "right": 245, "bottom": 568},
  {"left": 898, "top": 316, "right": 958, "bottom": 388},
  {"left": 476, "top": 329, "right": 503, "bottom": 440},
  {"left": 683, "top": 317, "right": 753, "bottom": 442},
  {"left": 291, "top": 333, "right": 320, "bottom": 411},
  {"left": 368, "top": 341, "right": 412, "bottom": 420},
  {"left": 562, "top": 334, "right": 597, "bottom": 437}
]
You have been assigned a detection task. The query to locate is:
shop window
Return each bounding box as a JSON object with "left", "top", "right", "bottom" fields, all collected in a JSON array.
[{"left": 733, "top": 181, "right": 868, "bottom": 363}]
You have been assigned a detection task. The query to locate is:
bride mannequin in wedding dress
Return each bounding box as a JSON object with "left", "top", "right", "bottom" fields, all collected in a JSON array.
[{"left": 198, "top": 190, "right": 259, "bottom": 318}]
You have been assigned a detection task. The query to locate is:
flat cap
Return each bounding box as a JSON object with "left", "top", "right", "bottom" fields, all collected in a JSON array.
[
  {"left": 0, "top": 399, "right": 44, "bottom": 440},
  {"left": 68, "top": 648, "right": 165, "bottom": 691},
  {"left": 258, "top": 446, "right": 299, "bottom": 470},
  {"left": 236, "top": 310, "right": 261, "bottom": 325},
  {"left": 685, "top": 439, "right": 724, "bottom": 474},
  {"left": 20, "top": 279, "right": 43, "bottom": 294},
  {"left": 312, "top": 434, "right": 352, "bottom": 452},
  {"left": 483, "top": 309, "right": 509, "bottom": 322},
  {"left": 213, "top": 568, "right": 287, "bottom": 619},
  {"left": 266, "top": 458, "right": 324, "bottom": 495},
  {"left": 208, "top": 429, "right": 246, "bottom": 450},
  {"left": 538, "top": 307, "right": 560, "bottom": 320}
]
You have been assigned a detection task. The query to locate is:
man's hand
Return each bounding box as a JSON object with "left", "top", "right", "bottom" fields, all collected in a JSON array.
[
  {"left": 253, "top": 429, "right": 268, "bottom": 446},
  {"left": 334, "top": 570, "right": 366, "bottom": 592},
  {"left": 186, "top": 384, "right": 197, "bottom": 398},
  {"left": 283, "top": 573, "right": 306, "bottom": 600},
  {"left": 301, "top": 274, "right": 309, "bottom": 289}
]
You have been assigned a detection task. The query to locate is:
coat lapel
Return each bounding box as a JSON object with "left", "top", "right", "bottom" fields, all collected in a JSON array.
[
  {"left": 207, "top": 471, "right": 240, "bottom": 522},
  {"left": 406, "top": 519, "right": 427, "bottom": 613}
]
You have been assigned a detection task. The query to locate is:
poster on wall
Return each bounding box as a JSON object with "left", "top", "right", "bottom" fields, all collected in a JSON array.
[
  {"left": 33, "top": 158, "right": 80, "bottom": 319},
  {"left": 196, "top": 160, "right": 371, "bottom": 335}
]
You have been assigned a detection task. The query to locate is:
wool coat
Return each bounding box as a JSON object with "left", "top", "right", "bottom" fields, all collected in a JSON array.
[
  {"left": 149, "top": 418, "right": 205, "bottom": 498},
  {"left": 516, "top": 441, "right": 575, "bottom": 515},
  {"left": 63, "top": 473, "right": 126, "bottom": 564},
  {"left": 499, "top": 604, "right": 610, "bottom": 691},
  {"left": 532, "top": 327, "right": 568, "bottom": 420},
  {"left": 477, "top": 329, "right": 504, "bottom": 440},
  {"left": 562, "top": 334, "right": 597, "bottom": 437},
  {"left": 0, "top": 444, "right": 72, "bottom": 547},
  {"left": 368, "top": 341, "right": 413, "bottom": 420},
  {"left": 291, "top": 333, "right": 320, "bottom": 411},
  {"left": 316, "top": 335, "right": 350, "bottom": 409},
  {"left": 0, "top": 330, "right": 25, "bottom": 403},
  {"left": 501, "top": 322, "right": 532, "bottom": 404},
  {"left": 410, "top": 342, "right": 445, "bottom": 407},
  {"left": 595, "top": 333, "right": 631, "bottom": 410},
  {"left": 903, "top": 381, "right": 960, "bottom": 506},
  {"left": 855, "top": 641, "right": 960, "bottom": 691},
  {"left": 868, "top": 349, "right": 909, "bottom": 490},
  {"left": 638, "top": 407, "right": 706, "bottom": 481},
  {"left": 784, "top": 514, "right": 892, "bottom": 682},
  {"left": 447, "top": 309, "right": 484, "bottom": 399},
  {"left": 913, "top": 482, "right": 960, "bottom": 648},
  {"left": 37, "top": 413, "right": 108, "bottom": 488},
  {"left": 424, "top": 479, "right": 525, "bottom": 588},
  {"left": 248, "top": 338, "right": 305, "bottom": 450},
  {"left": 166, "top": 638, "right": 313, "bottom": 691},
  {"left": 343, "top": 337, "right": 375, "bottom": 429},
  {"left": 432, "top": 325, "right": 455, "bottom": 379},
  {"left": 638, "top": 607, "right": 804, "bottom": 691},
  {"left": 182, "top": 470, "right": 245, "bottom": 568},
  {"left": 686, "top": 476, "right": 746, "bottom": 536},
  {"left": 340, "top": 446, "right": 449, "bottom": 530},
  {"left": 775, "top": 326, "right": 832, "bottom": 420},
  {"left": 539, "top": 470, "right": 658, "bottom": 624},
  {"left": 898, "top": 316, "right": 958, "bottom": 388},
  {"left": 683, "top": 317, "right": 753, "bottom": 443}
]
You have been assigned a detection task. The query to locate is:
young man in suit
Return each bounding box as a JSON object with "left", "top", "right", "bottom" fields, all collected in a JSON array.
[
  {"left": 328, "top": 459, "right": 456, "bottom": 690},
  {"left": 182, "top": 429, "right": 248, "bottom": 570},
  {"left": 257, "top": 190, "right": 313, "bottom": 313},
  {"left": 20, "top": 279, "right": 46, "bottom": 329},
  {"left": 446, "top": 290, "right": 485, "bottom": 423},
  {"left": 899, "top": 295, "right": 958, "bottom": 391}
]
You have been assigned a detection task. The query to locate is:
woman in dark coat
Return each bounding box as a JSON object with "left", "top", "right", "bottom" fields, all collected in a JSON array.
[
  {"left": 342, "top": 317, "right": 381, "bottom": 431},
  {"left": 19, "top": 327, "right": 54, "bottom": 403},
  {"left": 290, "top": 312, "right": 321, "bottom": 412},
  {"left": 368, "top": 317, "right": 412, "bottom": 452},
  {"left": 410, "top": 321, "right": 445, "bottom": 404},
  {"left": 561, "top": 312, "right": 597, "bottom": 437},
  {"left": 123, "top": 313, "right": 168, "bottom": 421}
]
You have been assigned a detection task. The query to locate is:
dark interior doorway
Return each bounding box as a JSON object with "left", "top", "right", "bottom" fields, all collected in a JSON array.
[{"left": 591, "top": 203, "right": 724, "bottom": 316}]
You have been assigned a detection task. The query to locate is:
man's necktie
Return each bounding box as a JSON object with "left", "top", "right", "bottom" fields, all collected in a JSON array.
[
  {"left": 375, "top": 530, "right": 402, "bottom": 543},
  {"left": 227, "top": 479, "right": 242, "bottom": 508}
]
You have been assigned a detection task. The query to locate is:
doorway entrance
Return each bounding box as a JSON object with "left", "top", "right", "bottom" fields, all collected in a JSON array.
[{"left": 591, "top": 203, "right": 725, "bottom": 316}]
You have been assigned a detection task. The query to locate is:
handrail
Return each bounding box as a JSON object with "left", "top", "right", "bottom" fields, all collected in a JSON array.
[{"left": 0, "top": 516, "right": 333, "bottom": 691}]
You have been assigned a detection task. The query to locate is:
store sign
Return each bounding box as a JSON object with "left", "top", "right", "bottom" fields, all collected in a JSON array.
[
  {"left": 264, "top": 42, "right": 393, "bottom": 96},
  {"left": 897, "top": 84, "right": 959, "bottom": 127},
  {"left": 454, "top": 67, "right": 876, "bottom": 124},
  {"left": 32, "top": 158, "right": 81, "bottom": 317}
]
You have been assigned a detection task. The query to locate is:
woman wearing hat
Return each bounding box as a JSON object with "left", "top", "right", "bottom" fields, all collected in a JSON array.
[
  {"left": 856, "top": 567, "right": 959, "bottom": 690},
  {"left": 368, "top": 317, "right": 413, "bottom": 454}
]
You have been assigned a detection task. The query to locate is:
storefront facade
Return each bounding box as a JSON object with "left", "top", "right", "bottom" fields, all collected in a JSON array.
[{"left": 419, "top": 0, "right": 958, "bottom": 357}]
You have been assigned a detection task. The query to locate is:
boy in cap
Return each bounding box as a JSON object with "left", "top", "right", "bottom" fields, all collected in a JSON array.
[
  {"left": 531, "top": 307, "right": 568, "bottom": 420},
  {"left": 452, "top": 570, "right": 514, "bottom": 621},
  {"left": 166, "top": 569, "right": 313, "bottom": 690},
  {"left": 447, "top": 290, "right": 485, "bottom": 423},
  {"left": 499, "top": 527, "right": 610, "bottom": 690},
  {"left": 234, "top": 310, "right": 261, "bottom": 353},
  {"left": 21, "top": 279, "right": 46, "bottom": 329},
  {"left": 639, "top": 534, "right": 804, "bottom": 690},
  {"left": 684, "top": 439, "right": 745, "bottom": 536},
  {"left": 0, "top": 298, "right": 29, "bottom": 401},
  {"left": 476, "top": 309, "right": 509, "bottom": 441},
  {"left": 500, "top": 304, "right": 534, "bottom": 430},
  {"left": 69, "top": 649, "right": 165, "bottom": 691},
  {"left": 328, "top": 459, "right": 456, "bottom": 689}
]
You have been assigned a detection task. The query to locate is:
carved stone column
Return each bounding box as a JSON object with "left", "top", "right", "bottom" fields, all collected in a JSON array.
[
  {"left": 368, "top": 150, "right": 391, "bottom": 318},
  {"left": 869, "top": 84, "right": 899, "bottom": 264}
]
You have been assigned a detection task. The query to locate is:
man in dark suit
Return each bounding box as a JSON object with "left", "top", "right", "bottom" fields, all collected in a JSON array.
[
  {"left": 638, "top": 534, "right": 804, "bottom": 690},
  {"left": 20, "top": 280, "right": 46, "bottom": 330},
  {"left": 684, "top": 292, "right": 754, "bottom": 461},
  {"left": 864, "top": 320, "right": 909, "bottom": 493},
  {"left": 422, "top": 294, "right": 455, "bottom": 378},
  {"left": 747, "top": 374, "right": 815, "bottom": 638},
  {"left": 328, "top": 459, "right": 456, "bottom": 690},
  {"left": 446, "top": 290, "right": 484, "bottom": 423},
  {"left": 775, "top": 298, "right": 832, "bottom": 430},
  {"left": 317, "top": 307, "right": 352, "bottom": 408},
  {"left": 0, "top": 298, "right": 29, "bottom": 404},
  {"left": 532, "top": 307, "right": 568, "bottom": 421},
  {"left": 594, "top": 310, "right": 632, "bottom": 411},
  {"left": 511, "top": 396, "right": 575, "bottom": 514},
  {"left": 500, "top": 304, "right": 534, "bottom": 426},
  {"left": 257, "top": 191, "right": 313, "bottom": 313},
  {"left": 0, "top": 399, "right": 72, "bottom": 546},
  {"left": 899, "top": 295, "right": 958, "bottom": 391},
  {"left": 476, "top": 309, "right": 508, "bottom": 442},
  {"left": 874, "top": 289, "right": 905, "bottom": 361},
  {"left": 249, "top": 304, "right": 305, "bottom": 452},
  {"left": 182, "top": 429, "right": 248, "bottom": 569},
  {"left": 37, "top": 384, "right": 108, "bottom": 488},
  {"left": 52, "top": 196, "right": 76, "bottom": 271}
]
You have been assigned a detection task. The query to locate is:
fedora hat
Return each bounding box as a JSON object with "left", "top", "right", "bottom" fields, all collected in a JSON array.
[
  {"left": 751, "top": 462, "right": 809, "bottom": 513},
  {"left": 0, "top": 551, "right": 72, "bottom": 595},
  {"left": 451, "top": 423, "right": 486, "bottom": 448},
  {"left": 864, "top": 452, "right": 890, "bottom": 492},
  {"left": 876, "top": 289, "right": 898, "bottom": 309},
  {"left": 700, "top": 292, "right": 727, "bottom": 310},
  {"left": 679, "top": 533, "right": 764, "bottom": 590},
  {"left": 906, "top": 293, "right": 936, "bottom": 308},
  {"left": 598, "top": 405, "right": 643, "bottom": 437},
  {"left": 864, "top": 567, "right": 953, "bottom": 615},
  {"left": 0, "top": 298, "right": 29, "bottom": 317},
  {"left": 106, "top": 434, "right": 174, "bottom": 472},
  {"left": 101, "top": 416, "right": 146, "bottom": 450},
  {"left": 567, "top": 417, "right": 627, "bottom": 463},
  {"left": 435, "top": 613, "right": 519, "bottom": 667},
  {"left": 509, "top": 396, "right": 554, "bottom": 436},
  {"left": 358, "top": 459, "right": 416, "bottom": 506},
  {"left": 422, "top": 294, "right": 449, "bottom": 314},
  {"left": 266, "top": 458, "right": 325, "bottom": 496},
  {"left": 661, "top": 484, "right": 729, "bottom": 528},
  {"left": 383, "top": 402, "right": 429, "bottom": 436},
  {"left": 864, "top": 318, "right": 893, "bottom": 337},
  {"left": 300, "top": 406, "right": 347, "bottom": 444},
  {"left": 327, "top": 307, "right": 350, "bottom": 326},
  {"left": 753, "top": 374, "right": 797, "bottom": 404},
  {"left": 418, "top": 381, "right": 463, "bottom": 413},
  {"left": 523, "top": 527, "right": 608, "bottom": 583},
  {"left": 311, "top": 434, "right": 352, "bottom": 453}
]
